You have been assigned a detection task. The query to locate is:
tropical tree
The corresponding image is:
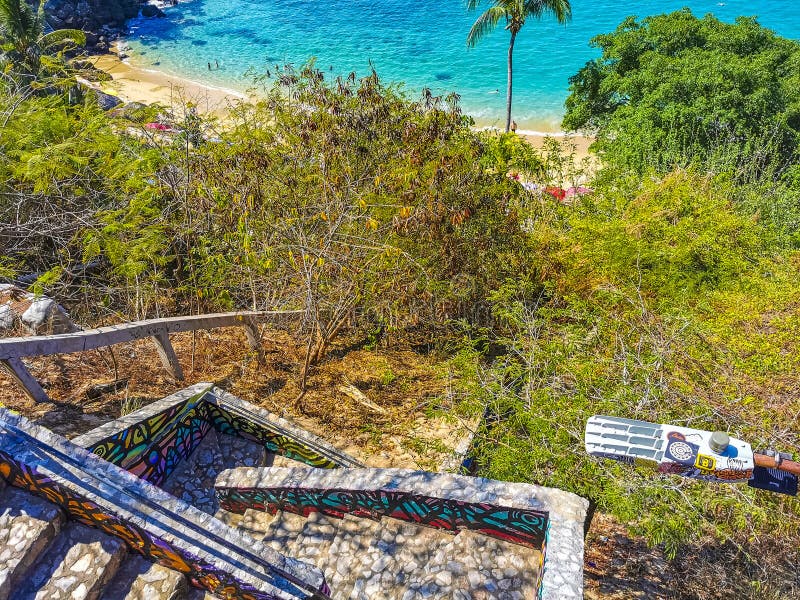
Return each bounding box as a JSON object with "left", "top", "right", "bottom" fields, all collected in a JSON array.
[
  {"left": 0, "top": 0, "right": 84, "bottom": 77},
  {"left": 563, "top": 11, "right": 800, "bottom": 178},
  {"left": 467, "top": 0, "right": 571, "bottom": 133}
]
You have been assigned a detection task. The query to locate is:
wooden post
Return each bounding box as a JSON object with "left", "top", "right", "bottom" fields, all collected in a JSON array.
[
  {"left": 242, "top": 317, "right": 266, "bottom": 363},
  {"left": 0, "top": 357, "right": 50, "bottom": 403},
  {"left": 243, "top": 317, "right": 263, "bottom": 351},
  {"left": 151, "top": 331, "right": 184, "bottom": 381}
]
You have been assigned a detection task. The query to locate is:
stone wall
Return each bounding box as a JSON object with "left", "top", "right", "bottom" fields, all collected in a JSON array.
[
  {"left": 74, "top": 385, "right": 213, "bottom": 486},
  {"left": 73, "top": 383, "right": 363, "bottom": 487}
]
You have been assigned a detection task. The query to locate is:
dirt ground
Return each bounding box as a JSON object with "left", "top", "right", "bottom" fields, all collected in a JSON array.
[{"left": 0, "top": 325, "right": 470, "bottom": 470}]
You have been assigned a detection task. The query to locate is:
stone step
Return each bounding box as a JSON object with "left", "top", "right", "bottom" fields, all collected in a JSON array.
[
  {"left": 0, "top": 486, "right": 65, "bottom": 600},
  {"left": 285, "top": 511, "right": 341, "bottom": 567},
  {"left": 347, "top": 517, "right": 451, "bottom": 600},
  {"left": 260, "top": 510, "right": 309, "bottom": 556},
  {"left": 162, "top": 429, "right": 267, "bottom": 515},
  {"left": 419, "top": 528, "right": 540, "bottom": 600},
  {"left": 256, "top": 508, "right": 543, "bottom": 600},
  {"left": 317, "top": 514, "right": 384, "bottom": 597},
  {"left": 258, "top": 510, "right": 386, "bottom": 598},
  {"left": 16, "top": 521, "right": 128, "bottom": 600},
  {"left": 98, "top": 553, "right": 188, "bottom": 600}
]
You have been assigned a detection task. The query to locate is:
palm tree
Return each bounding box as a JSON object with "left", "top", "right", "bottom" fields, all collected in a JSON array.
[
  {"left": 467, "top": 0, "right": 571, "bottom": 133},
  {"left": 0, "top": 0, "right": 84, "bottom": 76}
]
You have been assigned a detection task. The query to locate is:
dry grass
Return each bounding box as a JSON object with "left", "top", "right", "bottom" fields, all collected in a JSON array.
[
  {"left": 0, "top": 325, "right": 466, "bottom": 469},
  {"left": 585, "top": 512, "right": 800, "bottom": 600}
]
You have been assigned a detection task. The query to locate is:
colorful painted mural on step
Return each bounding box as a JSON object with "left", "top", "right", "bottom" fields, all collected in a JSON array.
[
  {"left": 217, "top": 484, "right": 550, "bottom": 549},
  {"left": 206, "top": 403, "right": 340, "bottom": 469},
  {"left": 0, "top": 451, "right": 293, "bottom": 600},
  {"left": 87, "top": 392, "right": 210, "bottom": 486},
  {"left": 84, "top": 388, "right": 356, "bottom": 486}
]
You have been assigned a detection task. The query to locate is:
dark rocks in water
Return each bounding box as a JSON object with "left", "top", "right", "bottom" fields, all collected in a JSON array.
[
  {"left": 435, "top": 73, "right": 452, "bottom": 81},
  {"left": 140, "top": 3, "right": 165, "bottom": 17}
]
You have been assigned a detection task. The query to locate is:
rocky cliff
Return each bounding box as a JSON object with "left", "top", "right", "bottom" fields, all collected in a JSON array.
[{"left": 43, "top": 0, "right": 145, "bottom": 50}]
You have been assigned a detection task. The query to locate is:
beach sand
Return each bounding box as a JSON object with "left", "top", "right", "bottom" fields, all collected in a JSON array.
[
  {"left": 88, "top": 50, "right": 249, "bottom": 117},
  {"left": 88, "top": 49, "right": 594, "bottom": 160},
  {"left": 522, "top": 132, "right": 593, "bottom": 158}
]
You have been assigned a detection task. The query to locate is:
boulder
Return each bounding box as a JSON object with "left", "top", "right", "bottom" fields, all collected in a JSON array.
[
  {"left": 92, "top": 89, "right": 122, "bottom": 110},
  {"left": 140, "top": 4, "right": 165, "bottom": 17},
  {"left": 0, "top": 285, "right": 80, "bottom": 335},
  {"left": 43, "top": 0, "right": 142, "bottom": 39}
]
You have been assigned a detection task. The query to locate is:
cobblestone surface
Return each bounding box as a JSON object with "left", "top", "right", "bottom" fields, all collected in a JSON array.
[
  {"left": 257, "top": 511, "right": 543, "bottom": 599},
  {"left": 217, "top": 466, "right": 588, "bottom": 600},
  {"left": 16, "top": 522, "right": 127, "bottom": 600},
  {"left": 162, "top": 429, "right": 267, "bottom": 515},
  {"left": 99, "top": 553, "right": 187, "bottom": 600},
  {"left": 0, "top": 486, "right": 64, "bottom": 600}
]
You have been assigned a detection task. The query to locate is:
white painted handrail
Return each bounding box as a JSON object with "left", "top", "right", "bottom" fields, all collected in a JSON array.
[{"left": 0, "top": 310, "right": 302, "bottom": 402}]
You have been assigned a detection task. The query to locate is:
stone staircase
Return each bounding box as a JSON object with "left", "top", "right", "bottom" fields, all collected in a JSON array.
[
  {"left": 229, "top": 508, "right": 541, "bottom": 600},
  {"left": 0, "top": 385, "right": 588, "bottom": 599},
  {"left": 0, "top": 480, "right": 188, "bottom": 600},
  {"left": 160, "top": 429, "right": 542, "bottom": 598}
]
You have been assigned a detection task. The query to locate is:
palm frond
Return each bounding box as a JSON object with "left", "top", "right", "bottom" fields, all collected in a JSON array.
[
  {"left": 0, "top": 0, "right": 38, "bottom": 45},
  {"left": 40, "top": 28, "right": 86, "bottom": 49},
  {"left": 466, "top": 6, "right": 506, "bottom": 47},
  {"left": 523, "top": 0, "right": 572, "bottom": 24}
]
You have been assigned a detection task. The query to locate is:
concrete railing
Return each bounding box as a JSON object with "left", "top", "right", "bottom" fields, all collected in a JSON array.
[{"left": 0, "top": 310, "right": 301, "bottom": 403}]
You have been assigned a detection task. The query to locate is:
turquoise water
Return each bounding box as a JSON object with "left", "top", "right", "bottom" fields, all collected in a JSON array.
[{"left": 122, "top": 0, "right": 800, "bottom": 131}]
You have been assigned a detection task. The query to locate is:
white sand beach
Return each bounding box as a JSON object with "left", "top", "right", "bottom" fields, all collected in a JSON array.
[{"left": 88, "top": 48, "right": 250, "bottom": 117}]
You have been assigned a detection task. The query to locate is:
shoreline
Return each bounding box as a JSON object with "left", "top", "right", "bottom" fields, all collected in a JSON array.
[
  {"left": 88, "top": 47, "right": 251, "bottom": 118},
  {"left": 88, "top": 47, "right": 593, "bottom": 157}
]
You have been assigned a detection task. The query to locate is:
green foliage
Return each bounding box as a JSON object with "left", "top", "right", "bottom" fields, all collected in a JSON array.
[
  {"left": 0, "top": 0, "right": 84, "bottom": 77},
  {"left": 563, "top": 11, "right": 800, "bottom": 182},
  {"left": 445, "top": 169, "right": 800, "bottom": 559},
  {"left": 479, "top": 131, "right": 544, "bottom": 178},
  {"left": 539, "top": 171, "right": 769, "bottom": 305}
]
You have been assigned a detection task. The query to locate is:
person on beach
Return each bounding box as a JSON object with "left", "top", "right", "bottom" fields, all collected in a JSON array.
[
  {"left": 207, "top": 62, "right": 211, "bottom": 70},
  {"left": 215, "top": 59, "right": 219, "bottom": 69},
  {"left": 511, "top": 120, "right": 518, "bottom": 132}
]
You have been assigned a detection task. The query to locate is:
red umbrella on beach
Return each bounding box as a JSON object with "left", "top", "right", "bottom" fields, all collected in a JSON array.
[
  {"left": 544, "top": 186, "right": 567, "bottom": 201},
  {"left": 145, "top": 122, "right": 172, "bottom": 132}
]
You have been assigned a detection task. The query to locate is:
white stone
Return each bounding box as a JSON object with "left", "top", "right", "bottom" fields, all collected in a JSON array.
[
  {"left": 0, "top": 304, "right": 12, "bottom": 329},
  {"left": 71, "top": 582, "right": 89, "bottom": 599},
  {"left": 71, "top": 553, "right": 93, "bottom": 572}
]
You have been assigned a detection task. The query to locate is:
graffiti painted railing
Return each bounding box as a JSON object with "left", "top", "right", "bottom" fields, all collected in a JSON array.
[
  {"left": 0, "top": 310, "right": 301, "bottom": 403},
  {"left": 215, "top": 466, "right": 550, "bottom": 549},
  {"left": 72, "top": 384, "right": 363, "bottom": 486},
  {"left": 0, "top": 409, "right": 330, "bottom": 600}
]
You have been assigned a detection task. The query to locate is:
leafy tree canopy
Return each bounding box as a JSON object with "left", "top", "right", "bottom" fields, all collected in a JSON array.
[{"left": 563, "top": 10, "right": 800, "bottom": 177}]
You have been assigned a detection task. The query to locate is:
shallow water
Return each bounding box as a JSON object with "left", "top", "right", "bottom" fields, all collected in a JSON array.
[{"left": 122, "top": 0, "right": 800, "bottom": 130}]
